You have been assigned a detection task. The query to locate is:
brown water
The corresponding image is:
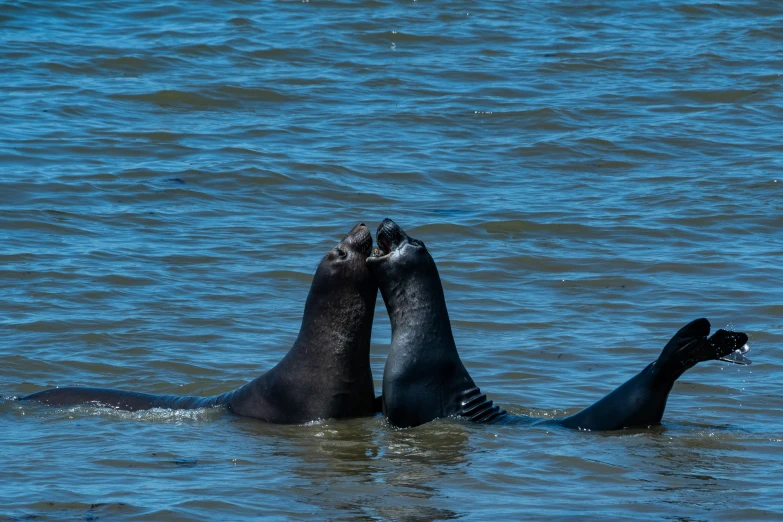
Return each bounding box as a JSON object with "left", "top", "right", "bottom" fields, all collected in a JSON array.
[{"left": 2, "top": 1, "right": 782, "bottom": 520}]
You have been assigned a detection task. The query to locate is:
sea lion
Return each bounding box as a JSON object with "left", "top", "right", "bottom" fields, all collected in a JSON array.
[
  {"left": 367, "top": 218, "right": 504, "bottom": 428},
  {"left": 367, "top": 218, "right": 750, "bottom": 430},
  {"left": 21, "top": 223, "right": 379, "bottom": 424}
]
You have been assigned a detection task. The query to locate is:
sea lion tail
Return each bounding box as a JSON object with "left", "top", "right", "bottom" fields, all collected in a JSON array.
[{"left": 655, "top": 318, "right": 750, "bottom": 381}]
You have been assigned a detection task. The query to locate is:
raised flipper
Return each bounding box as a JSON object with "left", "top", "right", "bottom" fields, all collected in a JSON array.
[
  {"left": 655, "top": 319, "right": 749, "bottom": 380},
  {"left": 719, "top": 340, "right": 751, "bottom": 365},
  {"left": 558, "top": 318, "right": 750, "bottom": 431}
]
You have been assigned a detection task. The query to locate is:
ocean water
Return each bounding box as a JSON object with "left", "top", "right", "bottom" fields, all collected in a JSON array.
[{"left": 1, "top": 1, "right": 782, "bottom": 520}]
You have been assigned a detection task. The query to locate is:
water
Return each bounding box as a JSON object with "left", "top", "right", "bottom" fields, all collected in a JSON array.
[{"left": 1, "top": 0, "right": 782, "bottom": 519}]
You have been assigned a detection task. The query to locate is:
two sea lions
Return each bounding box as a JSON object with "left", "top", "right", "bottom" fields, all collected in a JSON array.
[
  {"left": 23, "top": 218, "right": 751, "bottom": 431},
  {"left": 22, "top": 223, "right": 379, "bottom": 424},
  {"left": 368, "top": 218, "right": 750, "bottom": 430}
]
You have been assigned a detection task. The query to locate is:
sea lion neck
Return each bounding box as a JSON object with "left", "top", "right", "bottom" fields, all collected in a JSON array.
[
  {"left": 290, "top": 261, "right": 377, "bottom": 364},
  {"left": 380, "top": 254, "right": 457, "bottom": 357}
]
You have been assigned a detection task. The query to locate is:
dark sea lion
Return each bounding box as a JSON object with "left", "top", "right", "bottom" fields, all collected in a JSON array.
[
  {"left": 367, "top": 218, "right": 505, "bottom": 428},
  {"left": 21, "top": 223, "right": 379, "bottom": 424},
  {"left": 368, "top": 218, "right": 750, "bottom": 430}
]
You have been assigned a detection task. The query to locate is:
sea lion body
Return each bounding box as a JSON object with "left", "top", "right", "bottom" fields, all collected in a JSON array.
[
  {"left": 368, "top": 218, "right": 749, "bottom": 430},
  {"left": 367, "top": 219, "right": 503, "bottom": 428},
  {"left": 22, "top": 223, "right": 379, "bottom": 424}
]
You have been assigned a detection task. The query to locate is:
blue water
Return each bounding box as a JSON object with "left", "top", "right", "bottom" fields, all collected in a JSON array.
[{"left": 1, "top": 1, "right": 782, "bottom": 520}]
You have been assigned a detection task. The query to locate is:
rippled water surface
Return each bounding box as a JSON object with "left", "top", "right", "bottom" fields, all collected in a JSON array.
[{"left": 2, "top": 1, "right": 782, "bottom": 520}]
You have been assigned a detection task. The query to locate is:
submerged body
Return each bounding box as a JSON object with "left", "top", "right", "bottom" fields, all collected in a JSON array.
[
  {"left": 22, "top": 223, "right": 380, "bottom": 424},
  {"left": 368, "top": 218, "right": 749, "bottom": 430}
]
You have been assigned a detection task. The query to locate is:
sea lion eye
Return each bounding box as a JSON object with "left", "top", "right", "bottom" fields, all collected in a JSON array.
[{"left": 335, "top": 248, "right": 347, "bottom": 258}]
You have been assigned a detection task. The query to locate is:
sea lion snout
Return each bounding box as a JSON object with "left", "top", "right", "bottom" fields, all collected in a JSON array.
[{"left": 342, "top": 222, "right": 373, "bottom": 258}]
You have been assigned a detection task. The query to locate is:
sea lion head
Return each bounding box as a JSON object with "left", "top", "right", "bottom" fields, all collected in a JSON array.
[
  {"left": 366, "top": 218, "right": 432, "bottom": 279},
  {"left": 303, "top": 223, "right": 378, "bottom": 351},
  {"left": 314, "top": 222, "right": 374, "bottom": 287},
  {"left": 366, "top": 218, "right": 447, "bottom": 329}
]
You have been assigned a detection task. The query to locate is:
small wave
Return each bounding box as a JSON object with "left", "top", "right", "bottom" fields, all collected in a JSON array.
[
  {"left": 410, "top": 222, "right": 479, "bottom": 238},
  {"left": 673, "top": 89, "right": 758, "bottom": 104},
  {"left": 249, "top": 269, "right": 313, "bottom": 283},
  {"left": 91, "top": 55, "right": 173, "bottom": 74},
  {"left": 250, "top": 47, "right": 311, "bottom": 62},
  {"left": 479, "top": 219, "right": 596, "bottom": 238},
  {"left": 39, "top": 61, "right": 97, "bottom": 76},
  {"left": 94, "top": 274, "right": 157, "bottom": 287},
  {"left": 58, "top": 405, "right": 225, "bottom": 423},
  {"left": 110, "top": 89, "right": 239, "bottom": 109},
  {"left": 216, "top": 86, "right": 293, "bottom": 103}
]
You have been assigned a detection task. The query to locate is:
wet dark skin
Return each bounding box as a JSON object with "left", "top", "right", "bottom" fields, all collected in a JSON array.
[
  {"left": 22, "top": 223, "right": 379, "bottom": 424},
  {"left": 368, "top": 218, "right": 750, "bottom": 430}
]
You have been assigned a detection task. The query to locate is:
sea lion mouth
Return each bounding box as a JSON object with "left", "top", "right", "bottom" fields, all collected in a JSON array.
[
  {"left": 373, "top": 236, "right": 392, "bottom": 257},
  {"left": 369, "top": 218, "right": 406, "bottom": 261}
]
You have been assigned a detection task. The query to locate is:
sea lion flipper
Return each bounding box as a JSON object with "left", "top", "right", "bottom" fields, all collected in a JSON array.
[
  {"left": 655, "top": 320, "right": 750, "bottom": 380},
  {"left": 711, "top": 329, "right": 751, "bottom": 365},
  {"left": 677, "top": 317, "right": 712, "bottom": 338},
  {"left": 559, "top": 319, "right": 751, "bottom": 431},
  {"left": 656, "top": 318, "right": 710, "bottom": 364}
]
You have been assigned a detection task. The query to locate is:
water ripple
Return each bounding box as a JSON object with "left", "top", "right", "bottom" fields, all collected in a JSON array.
[{"left": 2, "top": 0, "right": 782, "bottom": 520}]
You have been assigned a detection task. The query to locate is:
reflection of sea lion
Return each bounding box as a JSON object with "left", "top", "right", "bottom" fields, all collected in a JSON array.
[
  {"left": 21, "top": 223, "right": 379, "bottom": 424},
  {"left": 368, "top": 218, "right": 749, "bottom": 430}
]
